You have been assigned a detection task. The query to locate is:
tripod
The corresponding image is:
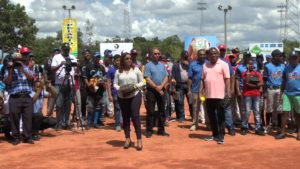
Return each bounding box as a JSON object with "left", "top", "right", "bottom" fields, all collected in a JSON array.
[{"left": 49, "top": 67, "right": 84, "bottom": 133}]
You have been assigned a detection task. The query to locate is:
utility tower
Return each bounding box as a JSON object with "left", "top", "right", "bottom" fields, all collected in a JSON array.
[
  {"left": 123, "top": 0, "right": 132, "bottom": 40},
  {"left": 281, "top": 0, "right": 300, "bottom": 41},
  {"left": 277, "top": 3, "right": 287, "bottom": 41}
]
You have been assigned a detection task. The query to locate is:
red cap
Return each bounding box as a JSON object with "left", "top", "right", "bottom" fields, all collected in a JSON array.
[
  {"left": 20, "top": 47, "right": 31, "bottom": 54},
  {"left": 218, "top": 44, "right": 226, "bottom": 51}
]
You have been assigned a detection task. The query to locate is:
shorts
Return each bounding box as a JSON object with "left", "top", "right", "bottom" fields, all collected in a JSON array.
[{"left": 282, "top": 94, "right": 300, "bottom": 114}]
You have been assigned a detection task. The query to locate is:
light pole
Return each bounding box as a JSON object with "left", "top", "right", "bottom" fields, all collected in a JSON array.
[
  {"left": 197, "top": 2, "right": 207, "bottom": 35},
  {"left": 218, "top": 5, "right": 232, "bottom": 48},
  {"left": 62, "top": 5, "right": 75, "bottom": 18}
]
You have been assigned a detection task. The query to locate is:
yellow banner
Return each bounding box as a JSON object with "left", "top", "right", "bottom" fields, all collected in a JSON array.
[{"left": 62, "top": 18, "right": 78, "bottom": 56}]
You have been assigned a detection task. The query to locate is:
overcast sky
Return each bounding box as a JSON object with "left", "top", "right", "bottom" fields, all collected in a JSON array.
[{"left": 10, "top": 0, "right": 286, "bottom": 49}]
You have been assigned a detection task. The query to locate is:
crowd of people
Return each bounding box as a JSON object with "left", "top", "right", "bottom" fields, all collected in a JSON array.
[{"left": 0, "top": 42, "right": 300, "bottom": 151}]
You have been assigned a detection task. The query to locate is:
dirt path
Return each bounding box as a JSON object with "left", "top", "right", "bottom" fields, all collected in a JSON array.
[{"left": 1, "top": 101, "right": 300, "bottom": 169}]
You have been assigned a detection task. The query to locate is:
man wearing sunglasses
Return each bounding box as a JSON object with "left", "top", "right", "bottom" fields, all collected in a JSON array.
[{"left": 144, "top": 48, "right": 169, "bottom": 138}]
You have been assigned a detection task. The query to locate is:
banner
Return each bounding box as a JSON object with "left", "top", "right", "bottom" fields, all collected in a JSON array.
[
  {"left": 184, "top": 36, "right": 218, "bottom": 60},
  {"left": 249, "top": 42, "right": 283, "bottom": 61},
  {"left": 62, "top": 18, "right": 78, "bottom": 56},
  {"left": 100, "top": 43, "right": 133, "bottom": 56}
]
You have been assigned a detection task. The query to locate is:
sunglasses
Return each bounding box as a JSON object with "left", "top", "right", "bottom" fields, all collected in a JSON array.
[{"left": 153, "top": 53, "right": 160, "bottom": 55}]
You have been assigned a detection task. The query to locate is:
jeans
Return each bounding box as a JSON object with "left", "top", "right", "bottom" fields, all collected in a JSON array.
[
  {"left": 242, "top": 96, "right": 261, "bottom": 130},
  {"left": 174, "top": 83, "right": 193, "bottom": 120},
  {"left": 102, "top": 91, "right": 113, "bottom": 116},
  {"left": 87, "top": 111, "right": 100, "bottom": 126},
  {"left": 113, "top": 93, "right": 122, "bottom": 127},
  {"left": 119, "top": 92, "right": 142, "bottom": 139},
  {"left": 224, "top": 100, "right": 235, "bottom": 130},
  {"left": 164, "top": 90, "right": 172, "bottom": 120}
]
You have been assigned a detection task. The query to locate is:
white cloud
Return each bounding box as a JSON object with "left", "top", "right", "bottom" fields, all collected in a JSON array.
[{"left": 9, "top": 0, "right": 287, "bottom": 49}]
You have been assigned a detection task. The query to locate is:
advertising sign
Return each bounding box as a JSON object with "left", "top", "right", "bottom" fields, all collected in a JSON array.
[
  {"left": 100, "top": 43, "right": 133, "bottom": 56},
  {"left": 184, "top": 36, "right": 218, "bottom": 60},
  {"left": 62, "top": 18, "right": 78, "bottom": 56},
  {"left": 249, "top": 42, "right": 284, "bottom": 59}
]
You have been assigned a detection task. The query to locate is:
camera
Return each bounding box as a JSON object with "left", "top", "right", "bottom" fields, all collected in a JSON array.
[{"left": 65, "top": 57, "right": 77, "bottom": 73}]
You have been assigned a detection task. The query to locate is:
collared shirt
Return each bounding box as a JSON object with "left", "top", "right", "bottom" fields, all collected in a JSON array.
[
  {"left": 283, "top": 64, "right": 300, "bottom": 96},
  {"left": 188, "top": 60, "right": 203, "bottom": 93},
  {"left": 202, "top": 58, "right": 230, "bottom": 99},
  {"left": 4, "top": 65, "right": 34, "bottom": 95},
  {"left": 264, "top": 62, "right": 285, "bottom": 88},
  {"left": 144, "top": 61, "right": 168, "bottom": 86}
]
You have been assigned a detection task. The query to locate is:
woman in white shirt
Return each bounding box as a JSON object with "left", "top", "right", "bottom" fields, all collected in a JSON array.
[{"left": 114, "top": 52, "right": 144, "bottom": 151}]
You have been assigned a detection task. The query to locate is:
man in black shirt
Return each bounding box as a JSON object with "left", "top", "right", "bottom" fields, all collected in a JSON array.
[{"left": 82, "top": 52, "right": 106, "bottom": 128}]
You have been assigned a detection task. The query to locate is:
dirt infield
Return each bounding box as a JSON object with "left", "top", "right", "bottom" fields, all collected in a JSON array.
[{"left": 1, "top": 100, "right": 300, "bottom": 169}]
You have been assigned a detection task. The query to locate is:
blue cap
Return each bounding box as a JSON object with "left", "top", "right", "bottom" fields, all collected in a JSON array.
[
  {"left": 266, "top": 54, "right": 272, "bottom": 59},
  {"left": 94, "top": 51, "right": 101, "bottom": 58},
  {"left": 104, "top": 49, "right": 113, "bottom": 57},
  {"left": 82, "top": 48, "right": 90, "bottom": 54}
]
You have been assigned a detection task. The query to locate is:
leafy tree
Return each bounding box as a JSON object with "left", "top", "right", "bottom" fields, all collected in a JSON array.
[
  {"left": 0, "top": 0, "right": 38, "bottom": 48},
  {"left": 283, "top": 40, "right": 300, "bottom": 58}
]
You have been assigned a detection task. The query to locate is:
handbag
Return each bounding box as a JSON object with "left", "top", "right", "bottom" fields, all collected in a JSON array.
[
  {"left": 119, "top": 84, "right": 136, "bottom": 96},
  {"left": 248, "top": 72, "right": 260, "bottom": 85}
]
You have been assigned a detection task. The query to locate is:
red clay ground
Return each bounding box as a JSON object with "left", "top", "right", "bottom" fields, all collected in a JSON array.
[{"left": 0, "top": 99, "right": 300, "bottom": 169}]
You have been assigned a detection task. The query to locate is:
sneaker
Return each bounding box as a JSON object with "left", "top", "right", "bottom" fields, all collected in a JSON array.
[
  {"left": 229, "top": 129, "right": 236, "bottom": 136},
  {"left": 157, "top": 130, "right": 170, "bottom": 136},
  {"left": 217, "top": 139, "right": 224, "bottom": 145},
  {"left": 297, "top": 135, "right": 300, "bottom": 141},
  {"left": 11, "top": 139, "right": 20, "bottom": 145},
  {"left": 265, "top": 125, "right": 272, "bottom": 134},
  {"left": 93, "top": 124, "right": 103, "bottom": 129},
  {"left": 23, "top": 139, "right": 34, "bottom": 144},
  {"left": 275, "top": 133, "right": 286, "bottom": 139},
  {"left": 146, "top": 131, "right": 153, "bottom": 138},
  {"left": 241, "top": 129, "right": 248, "bottom": 135},
  {"left": 255, "top": 129, "right": 265, "bottom": 136},
  {"left": 116, "top": 126, "right": 121, "bottom": 132},
  {"left": 190, "top": 125, "right": 197, "bottom": 131},
  {"left": 204, "top": 136, "right": 215, "bottom": 141},
  {"left": 32, "top": 134, "right": 41, "bottom": 141}
]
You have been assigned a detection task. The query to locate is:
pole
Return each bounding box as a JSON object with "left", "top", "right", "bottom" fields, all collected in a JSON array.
[
  {"left": 224, "top": 9, "right": 227, "bottom": 48},
  {"left": 68, "top": 9, "right": 71, "bottom": 18}
]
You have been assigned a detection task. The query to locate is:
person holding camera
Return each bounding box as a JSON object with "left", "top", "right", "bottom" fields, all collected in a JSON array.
[
  {"left": 114, "top": 52, "right": 144, "bottom": 150},
  {"left": 51, "top": 43, "right": 77, "bottom": 130},
  {"left": 240, "top": 57, "right": 265, "bottom": 136},
  {"left": 3, "top": 47, "right": 34, "bottom": 145}
]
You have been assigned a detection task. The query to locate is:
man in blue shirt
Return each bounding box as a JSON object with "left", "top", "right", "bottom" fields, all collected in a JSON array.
[
  {"left": 264, "top": 49, "right": 285, "bottom": 133},
  {"left": 276, "top": 51, "right": 300, "bottom": 140},
  {"left": 144, "top": 48, "right": 169, "bottom": 138},
  {"left": 4, "top": 47, "right": 34, "bottom": 145},
  {"left": 188, "top": 49, "right": 205, "bottom": 131}
]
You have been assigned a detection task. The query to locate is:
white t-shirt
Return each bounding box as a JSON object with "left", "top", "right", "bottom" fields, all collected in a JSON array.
[
  {"left": 114, "top": 67, "right": 144, "bottom": 99},
  {"left": 51, "top": 53, "right": 77, "bottom": 85}
]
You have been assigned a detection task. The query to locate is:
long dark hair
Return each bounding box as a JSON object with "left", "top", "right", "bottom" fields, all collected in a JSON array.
[{"left": 119, "top": 52, "right": 135, "bottom": 73}]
